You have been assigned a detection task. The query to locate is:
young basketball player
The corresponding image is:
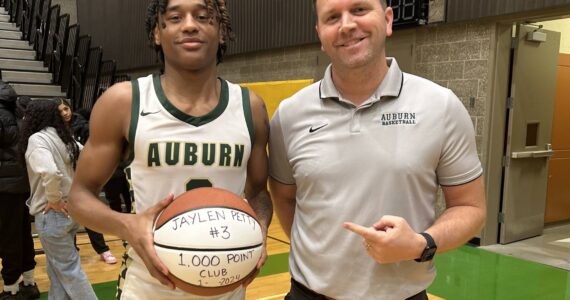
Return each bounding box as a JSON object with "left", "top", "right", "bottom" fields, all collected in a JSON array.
[
  {"left": 68, "top": 0, "right": 273, "bottom": 299},
  {"left": 269, "top": 0, "right": 486, "bottom": 299}
]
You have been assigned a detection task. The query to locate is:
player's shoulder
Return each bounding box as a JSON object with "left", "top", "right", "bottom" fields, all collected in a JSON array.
[
  {"left": 95, "top": 81, "right": 133, "bottom": 108},
  {"left": 104, "top": 80, "right": 133, "bottom": 99},
  {"left": 247, "top": 89, "right": 264, "bottom": 110},
  {"left": 246, "top": 89, "right": 269, "bottom": 135},
  {"left": 89, "top": 80, "right": 135, "bottom": 125}
]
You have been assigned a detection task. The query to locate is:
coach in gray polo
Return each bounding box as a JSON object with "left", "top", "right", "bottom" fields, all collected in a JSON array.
[{"left": 268, "top": 0, "right": 486, "bottom": 299}]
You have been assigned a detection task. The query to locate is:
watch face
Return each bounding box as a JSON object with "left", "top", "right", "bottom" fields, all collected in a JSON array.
[{"left": 424, "top": 247, "right": 437, "bottom": 261}]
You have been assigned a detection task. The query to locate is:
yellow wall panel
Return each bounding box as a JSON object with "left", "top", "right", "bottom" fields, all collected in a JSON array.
[{"left": 240, "top": 79, "right": 314, "bottom": 118}]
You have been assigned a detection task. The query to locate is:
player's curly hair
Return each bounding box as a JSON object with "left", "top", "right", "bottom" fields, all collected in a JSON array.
[
  {"left": 18, "top": 99, "right": 80, "bottom": 169},
  {"left": 145, "top": 0, "right": 234, "bottom": 65}
]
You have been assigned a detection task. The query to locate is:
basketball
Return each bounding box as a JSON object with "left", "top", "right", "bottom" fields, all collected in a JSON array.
[{"left": 153, "top": 187, "right": 264, "bottom": 296}]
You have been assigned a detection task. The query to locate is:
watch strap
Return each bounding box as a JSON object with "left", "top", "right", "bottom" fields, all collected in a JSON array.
[
  {"left": 420, "top": 232, "right": 435, "bottom": 248},
  {"left": 414, "top": 232, "right": 436, "bottom": 262}
]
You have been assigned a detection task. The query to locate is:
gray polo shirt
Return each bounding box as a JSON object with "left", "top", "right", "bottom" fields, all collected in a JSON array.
[{"left": 269, "top": 58, "right": 482, "bottom": 299}]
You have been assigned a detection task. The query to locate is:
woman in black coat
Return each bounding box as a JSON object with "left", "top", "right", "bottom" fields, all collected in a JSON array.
[{"left": 0, "top": 83, "right": 39, "bottom": 299}]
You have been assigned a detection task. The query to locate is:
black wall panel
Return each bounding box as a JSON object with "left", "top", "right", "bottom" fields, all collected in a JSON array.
[
  {"left": 77, "top": 0, "right": 157, "bottom": 71},
  {"left": 225, "top": 0, "right": 318, "bottom": 55},
  {"left": 77, "top": 0, "right": 570, "bottom": 71},
  {"left": 77, "top": 0, "right": 318, "bottom": 71},
  {"left": 447, "top": 0, "right": 570, "bottom": 22}
]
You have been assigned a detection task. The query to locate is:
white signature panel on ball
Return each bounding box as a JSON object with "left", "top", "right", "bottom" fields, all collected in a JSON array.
[{"left": 154, "top": 207, "right": 263, "bottom": 287}]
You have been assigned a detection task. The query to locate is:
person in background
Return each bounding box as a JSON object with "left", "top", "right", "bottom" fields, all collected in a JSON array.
[
  {"left": 104, "top": 161, "right": 132, "bottom": 214},
  {"left": 54, "top": 98, "right": 117, "bottom": 264},
  {"left": 18, "top": 99, "right": 96, "bottom": 300},
  {"left": 0, "top": 85, "right": 39, "bottom": 300}
]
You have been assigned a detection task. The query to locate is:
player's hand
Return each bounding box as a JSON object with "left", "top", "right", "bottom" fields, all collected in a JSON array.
[
  {"left": 44, "top": 201, "right": 68, "bottom": 216},
  {"left": 241, "top": 245, "right": 266, "bottom": 288},
  {"left": 242, "top": 221, "right": 268, "bottom": 288},
  {"left": 343, "top": 215, "right": 425, "bottom": 264},
  {"left": 123, "top": 193, "right": 175, "bottom": 289}
]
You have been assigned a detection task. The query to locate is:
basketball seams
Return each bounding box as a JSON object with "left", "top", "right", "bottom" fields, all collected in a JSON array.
[
  {"left": 153, "top": 243, "right": 263, "bottom": 252},
  {"left": 152, "top": 205, "right": 167, "bottom": 232}
]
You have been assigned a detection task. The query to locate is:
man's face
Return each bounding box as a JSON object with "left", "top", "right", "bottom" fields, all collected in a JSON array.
[
  {"left": 154, "top": 0, "right": 222, "bottom": 71},
  {"left": 315, "top": 0, "right": 393, "bottom": 70}
]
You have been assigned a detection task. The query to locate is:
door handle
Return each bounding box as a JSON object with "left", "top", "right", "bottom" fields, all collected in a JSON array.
[{"left": 511, "top": 150, "right": 554, "bottom": 159}]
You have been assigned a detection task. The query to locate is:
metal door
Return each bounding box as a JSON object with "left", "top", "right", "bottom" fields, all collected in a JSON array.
[{"left": 500, "top": 24, "right": 560, "bottom": 244}]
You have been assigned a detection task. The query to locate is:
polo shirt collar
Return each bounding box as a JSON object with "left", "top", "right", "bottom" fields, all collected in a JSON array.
[{"left": 319, "top": 57, "right": 403, "bottom": 104}]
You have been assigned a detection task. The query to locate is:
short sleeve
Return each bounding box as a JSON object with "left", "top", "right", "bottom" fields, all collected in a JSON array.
[
  {"left": 268, "top": 107, "right": 295, "bottom": 184},
  {"left": 436, "top": 90, "right": 483, "bottom": 186}
]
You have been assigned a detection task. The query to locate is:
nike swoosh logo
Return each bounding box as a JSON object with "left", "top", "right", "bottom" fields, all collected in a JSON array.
[
  {"left": 309, "top": 123, "right": 328, "bottom": 133},
  {"left": 140, "top": 110, "right": 161, "bottom": 116}
]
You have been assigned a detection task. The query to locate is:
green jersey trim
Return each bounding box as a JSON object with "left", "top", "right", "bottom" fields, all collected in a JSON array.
[
  {"left": 152, "top": 74, "right": 229, "bottom": 127},
  {"left": 241, "top": 87, "right": 255, "bottom": 147},
  {"left": 127, "top": 79, "right": 141, "bottom": 162}
]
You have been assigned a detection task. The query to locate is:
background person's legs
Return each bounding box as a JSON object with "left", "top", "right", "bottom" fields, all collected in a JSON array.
[
  {"left": 35, "top": 212, "right": 97, "bottom": 300},
  {"left": 85, "top": 227, "right": 116, "bottom": 264},
  {"left": 104, "top": 175, "right": 131, "bottom": 213},
  {"left": 0, "top": 193, "right": 36, "bottom": 298}
]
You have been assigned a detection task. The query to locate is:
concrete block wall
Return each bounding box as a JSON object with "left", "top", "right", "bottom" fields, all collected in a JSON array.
[
  {"left": 218, "top": 44, "right": 327, "bottom": 83},
  {"left": 413, "top": 22, "right": 495, "bottom": 216},
  {"left": 414, "top": 22, "right": 495, "bottom": 159}
]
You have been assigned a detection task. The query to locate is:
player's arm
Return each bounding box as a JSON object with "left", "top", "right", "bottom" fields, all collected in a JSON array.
[
  {"left": 241, "top": 91, "right": 273, "bottom": 282},
  {"left": 268, "top": 179, "right": 296, "bottom": 239},
  {"left": 68, "top": 82, "right": 175, "bottom": 288},
  {"left": 244, "top": 91, "right": 273, "bottom": 233},
  {"left": 68, "top": 82, "right": 133, "bottom": 235}
]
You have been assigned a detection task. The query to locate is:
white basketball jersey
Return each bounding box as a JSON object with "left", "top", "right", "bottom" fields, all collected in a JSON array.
[{"left": 126, "top": 74, "right": 253, "bottom": 213}]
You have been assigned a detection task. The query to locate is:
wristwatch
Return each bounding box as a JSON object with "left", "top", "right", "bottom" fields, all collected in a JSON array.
[{"left": 414, "top": 232, "right": 437, "bottom": 262}]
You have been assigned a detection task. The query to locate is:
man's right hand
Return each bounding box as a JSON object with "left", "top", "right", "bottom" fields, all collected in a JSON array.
[{"left": 123, "top": 193, "right": 175, "bottom": 289}]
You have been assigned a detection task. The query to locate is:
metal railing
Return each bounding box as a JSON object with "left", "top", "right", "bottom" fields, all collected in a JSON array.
[{"left": 4, "top": 0, "right": 118, "bottom": 110}]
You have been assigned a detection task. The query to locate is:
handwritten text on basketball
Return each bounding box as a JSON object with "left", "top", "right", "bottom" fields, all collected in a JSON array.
[
  {"left": 177, "top": 250, "right": 256, "bottom": 286},
  {"left": 170, "top": 209, "right": 258, "bottom": 231}
]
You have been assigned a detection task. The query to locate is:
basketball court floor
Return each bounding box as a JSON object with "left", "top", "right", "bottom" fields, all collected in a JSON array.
[{"left": 1, "top": 217, "right": 569, "bottom": 299}]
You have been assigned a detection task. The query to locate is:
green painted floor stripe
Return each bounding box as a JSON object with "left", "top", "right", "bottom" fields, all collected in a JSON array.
[
  {"left": 258, "top": 252, "right": 289, "bottom": 277},
  {"left": 39, "top": 253, "right": 290, "bottom": 299},
  {"left": 428, "top": 246, "right": 570, "bottom": 300},
  {"left": 39, "top": 248, "right": 570, "bottom": 299}
]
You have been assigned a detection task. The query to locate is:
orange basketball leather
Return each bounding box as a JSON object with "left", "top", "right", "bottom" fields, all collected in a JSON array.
[{"left": 153, "top": 187, "right": 261, "bottom": 296}]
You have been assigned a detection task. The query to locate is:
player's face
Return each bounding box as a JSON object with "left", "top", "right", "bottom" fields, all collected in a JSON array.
[
  {"left": 315, "top": 0, "right": 393, "bottom": 70},
  {"left": 58, "top": 103, "right": 72, "bottom": 124},
  {"left": 154, "top": 0, "right": 222, "bottom": 71}
]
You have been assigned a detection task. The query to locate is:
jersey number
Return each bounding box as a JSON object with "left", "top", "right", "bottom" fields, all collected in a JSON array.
[{"left": 186, "top": 179, "right": 213, "bottom": 191}]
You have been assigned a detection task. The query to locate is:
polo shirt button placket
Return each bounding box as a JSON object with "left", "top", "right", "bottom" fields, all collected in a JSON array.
[{"left": 350, "top": 108, "right": 361, "bottom": 134}]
